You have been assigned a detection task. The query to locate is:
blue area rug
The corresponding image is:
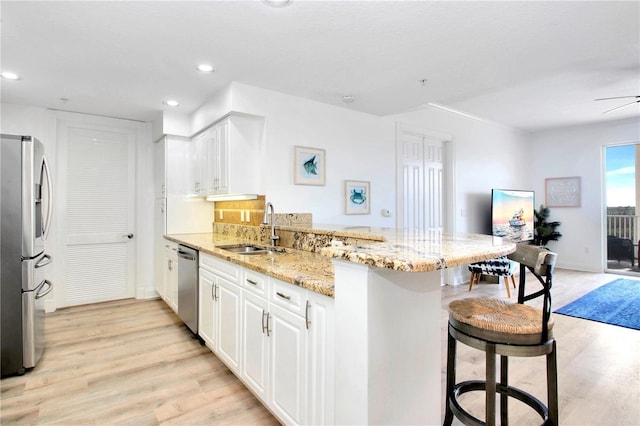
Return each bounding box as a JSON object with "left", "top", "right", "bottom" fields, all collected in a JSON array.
[{"left": 554, "top": 278, "right": 640, "bottom": 330}]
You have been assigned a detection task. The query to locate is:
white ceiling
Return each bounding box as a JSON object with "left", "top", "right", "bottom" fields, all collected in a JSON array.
[{"left": 1, "top": 1, "right": 639, "bottom": 132}]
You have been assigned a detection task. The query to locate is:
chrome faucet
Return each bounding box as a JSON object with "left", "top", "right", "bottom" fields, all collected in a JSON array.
[{"left": 263, "top": 202, "right": 280, "bottom": 247}]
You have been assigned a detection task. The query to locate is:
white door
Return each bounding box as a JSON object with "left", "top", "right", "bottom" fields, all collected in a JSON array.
[
  {"left": 56, "top": 115, "right": 137, "bottom": 307},
  {"left": 396, "top": 125, "right": 447, "bottom": 231}
]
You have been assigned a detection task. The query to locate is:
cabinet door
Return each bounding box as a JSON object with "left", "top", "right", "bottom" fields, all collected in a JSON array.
[
  {"left": 217, "top": 276, "right": 242, "bottom": 374},
  {"left": 165, "top": 248, "right": 179, "bottom": 313},
  {"left": 154, "top": 137, "right": 166, "bottom": 198},
  {"left": 198, "top": 268, "right": 217, "bottom": 350},
  {"left": 306, "top": 292, "right": 335, "bottom": 425},
  {"left": 269, "top": 304, "right": 307, "bottom": 426},
  {"left": 154, "top": 203, "right": 166, "bottom": 297},
  {"left": 205, "top": 125, "right": 219, "bottom": 194},
  {"left": 216, "top": 118, "right": 229, "bottom": 194},
  {"left": 241, "top": 291, "right": 269, "bottom": 402},
  {"left": 190, "top": 132, "right": 206, "bottom": 195}
]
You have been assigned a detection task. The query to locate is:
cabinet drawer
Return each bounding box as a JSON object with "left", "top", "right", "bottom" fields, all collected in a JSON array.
[
  {"left": 243, "top": 269, "right": 269, "bottom": 298},
  {"left": 200, "top": 252, "right": 240, "bottom": 283},
  {"left": 269, "top": 278, "right": 306, "bottom": 317}
]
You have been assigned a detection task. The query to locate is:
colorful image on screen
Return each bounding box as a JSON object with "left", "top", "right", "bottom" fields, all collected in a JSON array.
[{"left": 491, "top": 189, "right": 535, "bottom": 242}]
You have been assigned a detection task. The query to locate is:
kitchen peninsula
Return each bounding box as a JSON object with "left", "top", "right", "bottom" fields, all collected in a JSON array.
[{"left": 166, "top": 225, "right": 515, "bottom": 425}]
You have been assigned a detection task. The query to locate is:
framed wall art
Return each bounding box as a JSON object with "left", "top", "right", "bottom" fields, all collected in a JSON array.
[
  {"left": 545, "top": 176, "right": 581, "bottom": 207},
  {"left": 345, "top": 180, "right": 370, "bottom": 215},
  {"left": 293, "top": 146, "right": 325, "bottom": 186}
]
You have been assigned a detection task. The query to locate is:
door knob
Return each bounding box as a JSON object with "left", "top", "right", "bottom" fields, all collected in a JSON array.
[{"left": 124, "top": 233, "right": 134, "bottom": 239}]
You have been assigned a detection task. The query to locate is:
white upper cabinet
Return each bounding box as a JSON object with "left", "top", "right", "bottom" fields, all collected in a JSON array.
[
  {"left": 154, "top": 137, "right": 166, "bottom": 199},
  {"left": 193, "top": 114, "right": 264, "bottom": 197}
]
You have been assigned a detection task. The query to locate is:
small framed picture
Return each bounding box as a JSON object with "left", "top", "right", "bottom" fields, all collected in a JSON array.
[
  {"left": 345, "top": 180, "right": 370, "bottom": 215},
  {"left": 545, "top": 176, "right": 581, "bottom": 207},
  {"left": 293, "top": 146, "right": 325, "bottom": 186}
]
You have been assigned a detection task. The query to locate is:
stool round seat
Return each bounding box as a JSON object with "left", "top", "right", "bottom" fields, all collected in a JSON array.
[{"left": 449, "top": 298, "right": 554, "bottom": 343}]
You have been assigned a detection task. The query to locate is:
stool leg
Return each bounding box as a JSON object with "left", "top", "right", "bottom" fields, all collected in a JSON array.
[
  {"left": 500, "top": 355, "right": 509, "bottom": 426},
  {"left": 503, "top": 277, "right": 511, "bottom": 298},
  {"left": 468, "top": 272, "right": 476, "bottom": 291},
  {"left": 510, "top": 275, "right": 516, "bottom": 289},
  {"left": 547, "top": 340, "right": 559, "bottom": 426},
  {"left": 444, "top": 325, "right": 457, "bottom": 426},
  {"left": 486, "top": 344, "right": 496, "bottom": 426}
]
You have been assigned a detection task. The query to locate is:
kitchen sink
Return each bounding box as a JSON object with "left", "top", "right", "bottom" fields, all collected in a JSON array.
[{"left": 217, "top": 244, "right": 283, "bottom": 255}]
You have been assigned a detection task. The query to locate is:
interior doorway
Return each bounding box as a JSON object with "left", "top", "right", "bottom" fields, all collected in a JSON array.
[
  {"left": 604, "top": 143, "right": 639, "bottom": 275},
  {"left": 54, "top": 112, "right": 142, "bottom": 308},
  {"left": 395, "top": 123, "right": 454, "bottom": 233}
]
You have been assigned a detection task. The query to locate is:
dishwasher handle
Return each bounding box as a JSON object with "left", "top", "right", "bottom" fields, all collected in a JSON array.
[{"left": 177, "top": 249, "right": 196, "bottom": 261}]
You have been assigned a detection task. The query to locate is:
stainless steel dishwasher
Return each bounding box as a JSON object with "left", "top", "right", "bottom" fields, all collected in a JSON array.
[{"left": 177, "top": 245, "right": 198, "bottom": 334}]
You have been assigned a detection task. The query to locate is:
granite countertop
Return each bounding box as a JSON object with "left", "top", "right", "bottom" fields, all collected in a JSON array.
[
  {"left": 166, "top": 226, "right": 515, "bottom": 299},
  {"left": 165, "top": 233, "right": 336, "bottom": 297},
  {"left": 317, "top": 227, "right": 516, "bottom": 272}
]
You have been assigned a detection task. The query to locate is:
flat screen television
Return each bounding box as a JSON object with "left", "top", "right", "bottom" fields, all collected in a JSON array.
[{"left": 491, "top": 189, "right": 535, "bottom": 242}]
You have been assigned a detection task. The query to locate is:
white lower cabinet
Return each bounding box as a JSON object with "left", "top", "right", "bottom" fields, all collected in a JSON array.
[
  {"left": 163, "top": 243, "right": 178, "bottom": 313},
  {"left": 198, "top": 253, "right": 242, "bottom": 375},
  {"left": 241, "top": 291, "right": 269, "bottom": 400},
  {"left": 198, "top": 252, "right": 333, "bottom": 425},
  {"left": 198, "top": 268, "right": 216, "bottom": 349},
  {"left": 216, "top": 277, "right": 242, "bottom": 374},
  {"left": 242, "top": 276, "right": 309, "bottom": 426},
  {"left": 268, "top": 302, "right": 307, "bottom": 425}
]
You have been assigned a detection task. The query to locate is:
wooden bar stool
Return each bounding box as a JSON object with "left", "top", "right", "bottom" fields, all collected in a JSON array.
[
  {"left": 468, "top": 256, "right": 517, "bottom": 297},
  {"left": 444, "top": 244, "right": 558, "bottom": 426}
]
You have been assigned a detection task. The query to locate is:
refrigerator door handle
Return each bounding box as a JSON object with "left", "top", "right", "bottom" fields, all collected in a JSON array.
[
  {"left": 35, "top": 280, "right": 53, "bottom": 300},
  {"left": 40, "top": 155, "right": 53, "bottom": 240},
  {"left": 35, "top": 254, "right": 53, "bottom": 269}
]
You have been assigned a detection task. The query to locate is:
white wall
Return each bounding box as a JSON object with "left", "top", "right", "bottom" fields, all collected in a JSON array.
[
  {"left": 528, "top": 117, "right": 640, "bottom": 272},
  {"left": 192, "top": 82, "right": 397, "bottom": 227},
  {"left": 385, "top": 107, "right": 531, "bottom": 234}
]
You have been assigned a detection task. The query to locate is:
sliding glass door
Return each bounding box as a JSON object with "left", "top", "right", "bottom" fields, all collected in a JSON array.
[{"left": 604, "top": 143, "right": 639, "bottom": 275}]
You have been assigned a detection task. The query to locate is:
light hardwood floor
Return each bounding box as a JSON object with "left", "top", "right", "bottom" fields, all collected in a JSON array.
[
  {"left": 0, "top": 298, "right": 280, "bottom": 425},
  {"left": 1, "top": 269, "right": 638, "bottom": 425}
]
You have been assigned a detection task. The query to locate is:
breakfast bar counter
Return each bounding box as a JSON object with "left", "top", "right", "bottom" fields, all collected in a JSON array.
[{"left": 167, "top": 227, "right": 515, "bottom": 425}]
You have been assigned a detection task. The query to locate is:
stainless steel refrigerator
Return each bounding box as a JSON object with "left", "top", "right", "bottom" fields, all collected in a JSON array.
[{"left": 1, "top": 134, "right": 54, "bottom": 377}]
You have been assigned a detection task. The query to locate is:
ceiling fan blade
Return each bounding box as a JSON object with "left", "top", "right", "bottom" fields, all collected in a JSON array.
[
  {"left": 594, "top": 95, "right": 640, "bottom": 101},
  {"left": 602, "top": 99, "right": 640, "bottom": 114}
]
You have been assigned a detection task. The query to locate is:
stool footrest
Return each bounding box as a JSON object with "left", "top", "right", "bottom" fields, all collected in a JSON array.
[{"left": 449, "top": 380, "right": 550, "bottom": 425}]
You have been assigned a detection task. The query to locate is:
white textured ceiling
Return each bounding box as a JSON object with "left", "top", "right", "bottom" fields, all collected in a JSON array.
[{"left": 1, "top": 1, "right": 639, "bottom": 132}]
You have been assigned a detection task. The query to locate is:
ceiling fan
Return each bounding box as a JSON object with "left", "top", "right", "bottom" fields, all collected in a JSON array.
[{"left": 594, "top": 95, "right": 640, "bottom": 114}]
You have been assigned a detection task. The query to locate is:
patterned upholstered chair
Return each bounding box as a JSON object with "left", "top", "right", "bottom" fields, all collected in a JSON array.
[
  {"left": 468, "top": 256, "right": 517, "bottom": 297},
  {"left": 445, "top": 244, "right": 558, "bottom": 426}
]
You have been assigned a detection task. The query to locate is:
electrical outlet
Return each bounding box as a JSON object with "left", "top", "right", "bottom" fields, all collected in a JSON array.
[
  {"left": 246, "top": 210, "right": 250, "bottom": 222},
  {"left": 219, "top": 210, "right": 223, "bottom": 220},
  {"left": 240, "top": 211, "right": 245, "bottom": 222}
]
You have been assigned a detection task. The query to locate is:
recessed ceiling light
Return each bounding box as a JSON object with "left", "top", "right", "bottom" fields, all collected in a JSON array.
[
  {"left": 196, "top": 64, "right": 215, "bottom": 73},
  {"left": 1, "top": 71, "right": 21, "bottom": 80},
  {"left": 163, "top": 100, "right": 180, "bottom": 107},
  {"left": 261, "top": 0, "right": 292, "bottom": 8},
  {"left": 59, "top": 97, "right": 69, "bottom": 103},
  {"left": 342, "top": 95, "right": 355, "bottom": 104}
]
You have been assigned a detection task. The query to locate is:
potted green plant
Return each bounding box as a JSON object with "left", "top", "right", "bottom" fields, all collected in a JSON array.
[{"left": 534, "top": 204, "right": 562, "bottom": 247}]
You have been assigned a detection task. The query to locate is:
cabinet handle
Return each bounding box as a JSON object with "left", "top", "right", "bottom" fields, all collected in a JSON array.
[
  {"left": 246, "top": 278, "right": 258, "bottom": 286},
  {"left": 168, "top": 259, "right": 173, "bottom": 271},
  {"left": 211, "top": 283, "right": 215, "bottom": 301},
  {"left": 266, "top": 312, "right": 271, "bottom": 337},
  {"left": 214, "top": 284, "right": 218, "bottom": 301},
  {"left": 276, "top": 291, "right": 291, "bottom": 301},
  {"left": 305, "top": 300, "right": 311, "bottom": 330},
  {"left": 261, "top": 310, "right": 269, "bottom": 335}
]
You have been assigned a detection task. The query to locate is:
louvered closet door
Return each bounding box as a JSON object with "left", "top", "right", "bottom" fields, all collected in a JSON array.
[{"left": 62, "top": 124, "right": 136, "bottom": 306}]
